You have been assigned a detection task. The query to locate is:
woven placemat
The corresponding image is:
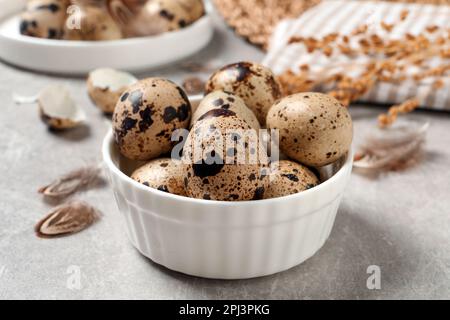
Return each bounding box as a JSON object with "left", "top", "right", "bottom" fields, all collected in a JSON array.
[{"left": 214, "top": 0, "right": 449, "bottom": 50}]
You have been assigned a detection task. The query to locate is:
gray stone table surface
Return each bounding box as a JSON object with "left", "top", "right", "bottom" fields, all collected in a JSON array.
[{"left": 1, "top": 8, "right": 450, "bottom": 300}]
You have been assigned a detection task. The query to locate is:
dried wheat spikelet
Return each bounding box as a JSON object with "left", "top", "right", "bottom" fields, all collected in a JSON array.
[{"left": 378, "top": 98, "right": 421, "bottom": 128}]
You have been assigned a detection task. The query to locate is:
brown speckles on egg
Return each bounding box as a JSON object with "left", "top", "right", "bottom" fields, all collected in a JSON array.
[
  {"left": 228, "top": 62, "right": 255, "bottom": 82},
  {"left": 213, "top": 98, "right": 224, "bottom": 106},
  {"left": 36, "top": 3, "right": 60, "bottom": 13},
  {"left": 197, "top": 108, "right": 237, "bottom": 121},
  {"left": 229, "top": 194, "right": 240, "bottom": 200},
  {"left": 163, "top": 106, "right": 178, "bottom": 123},
  {"left": 120, "top": 92, "right": 129, "bottom": 102},
  {"left": 157, "top": 185, "right": 170, "bottom": 192},
  {"left": 159, "top": 9, "right": 175, "bottom": 21},
  {"left": 192, "top": 161, "right": 225, "bottom": 178},
  {"left": 138, "top": 106, "right": 154, "bottom": 131},
  {"left": 205, "top": 62, "right": 282, "bottom": 125},
  {"left": 113, "top": 78, "right": 191, "bottom": 160},
  {"left": 192, "top": 91, "right": 260, "bottom": 130},
  {"left": 253, "top": 187, "right": 265, "bottom": 200},
  {"left": 116, "top": 117, "right": 137, "bottom": 144},
  {"left": 281, "top": 173, "right": 299, "bottom": 182},
  {"left": 266, "top": 92, "right": 353, "bottom": 167},
  {"left": 265, "top": 161, "right": 319, "bottom": 199}
]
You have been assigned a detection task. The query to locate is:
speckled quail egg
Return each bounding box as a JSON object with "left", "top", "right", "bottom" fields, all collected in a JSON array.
[
  {"left": 107, "top": 0, "right": 162, "bottom": 37},
  {"left": 108, "top": 0, "right": 203, "bottom": 37},
  {"left": 113, "top": 78, "right": 191, "bottom": 161},
  {"left": 265, "top": 160, "right": 319, "bottom": 199},
  {"left": 87, "top": 68, "right": 137, "bottom": 114},
  {"left": 131, "top": 158, "right": 186, "bottom": 196},
  {"left": 144, "top": 0, "right": 200, "bottom": 31},
  {"left": 266, "top": 92, "right": 353, "bottom": 167},
  {"left": 64, "top": 5, "right": 122, "bottom": 40},
  {"left": 177, "top": 0, "right": 205, "bottom": 21},
  {"left": 205, "top": 61, "right": 282, "bottom": 126},
  {"left": 20, "top": 0, "right": 69, "bottom": 39},
  {"left": 182, "top": 108, "right": 269, "bottom": 201},
  {"left": 191, "top": 91, "right": 260, "bottom": 130}
]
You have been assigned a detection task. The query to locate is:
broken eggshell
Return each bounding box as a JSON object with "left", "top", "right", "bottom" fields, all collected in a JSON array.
[
  {"left": 87, "top": 68, "right": 137, "bottom": 114},
  {"left": 38, "top": 84, "right": 86, "bottom": 130}
]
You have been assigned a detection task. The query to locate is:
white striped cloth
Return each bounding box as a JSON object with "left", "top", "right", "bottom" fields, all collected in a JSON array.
[{"left": 263, "top": 0, "right": 450, "bottom": 110}]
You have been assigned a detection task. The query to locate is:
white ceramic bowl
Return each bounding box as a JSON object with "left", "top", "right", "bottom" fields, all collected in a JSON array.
[
  {"left": 0, "top": 0, "right": 213, "bottom": 75},
  {"left": 102, "top": 130, "right": 353, "bottom": 279}
]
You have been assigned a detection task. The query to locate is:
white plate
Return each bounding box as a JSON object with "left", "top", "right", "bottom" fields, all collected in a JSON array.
[{"left": 0, "top": 2, "right": 213, "bottom": 75}]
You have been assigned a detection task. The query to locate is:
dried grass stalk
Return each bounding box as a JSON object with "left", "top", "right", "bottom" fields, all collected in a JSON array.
[
  {"left": 279, "top": 10, "right": 449, "bottom": 108},
  {"left": 378, "top": 98, "right": 420, "bottom": 128}
]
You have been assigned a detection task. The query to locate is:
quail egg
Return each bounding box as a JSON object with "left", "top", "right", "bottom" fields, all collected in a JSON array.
[
  {"left": 87, "top": 68, "right": 137, "bottom": 114},
  {"left": 266, "top": 92, "right": 353, "bottom": 167},
  {"left": 265, "top": 160, "right": 319, "bottom": 199},
  {"left": 182, "top": 108, "right": 269, "bottom": 201},
  {"left": 131, "top": 158, "right": 186, "bottom": 196},
  {"left": 108, "top": 0, "right": 203, "bottom": 37},
  {"left": 144, "top": 0, "right": 199, "bottom": 31},
  {"left": 177, "top": 0, "right": 205, "bottom": 21},
  {"left": 64, "top": 5, "right": 122, "bottom": 40},
  {"left": 205, "top": 61, "right": 282, "bottom": 126},
  {"left": 191, "top": 91, "right": 260, "bottom": 130},
  {"left": 20, "top": 0, "right": 69, "bottom": 39},
  {"left": 107, "top": 0, "right": 166, "bottom": 37},
  {"left": 113, "top": 78, "right": 191, "bottom": 161}
]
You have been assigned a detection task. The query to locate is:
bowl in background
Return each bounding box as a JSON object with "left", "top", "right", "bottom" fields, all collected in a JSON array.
[{"left": 0, "top": 1, "right": 213, "bottom": 75}]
